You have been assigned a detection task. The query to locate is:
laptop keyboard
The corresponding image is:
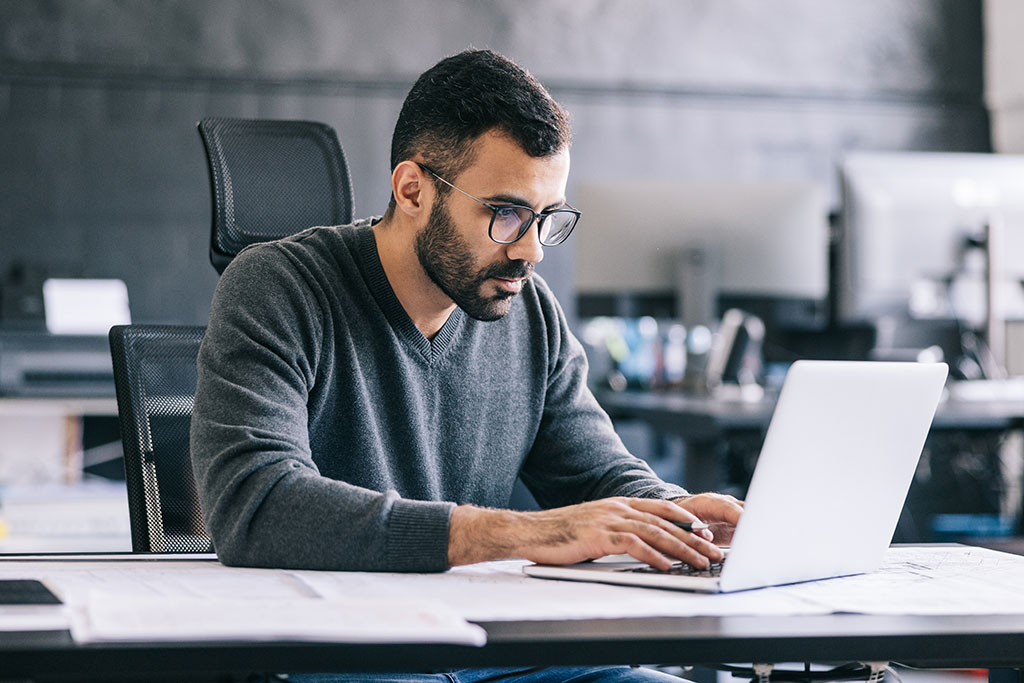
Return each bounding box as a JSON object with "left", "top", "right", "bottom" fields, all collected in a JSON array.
[{"left": 622, "top": 559, "right": 726, "bottom": 577}]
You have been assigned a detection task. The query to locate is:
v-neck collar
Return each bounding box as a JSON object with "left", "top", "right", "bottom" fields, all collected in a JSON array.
[{"left": 353, "top": 222, "right": 466, "bottom": 363}]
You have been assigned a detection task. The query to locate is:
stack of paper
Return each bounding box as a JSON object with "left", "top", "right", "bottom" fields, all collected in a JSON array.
[
  {"left": 74, "top": 593, "right": 486, "bottom": 645},
  {"left": 0, "top": 559, "right": 485, "bottom": 646}
]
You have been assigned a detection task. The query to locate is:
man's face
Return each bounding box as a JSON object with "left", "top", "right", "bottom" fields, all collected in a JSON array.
[
  {"left": 414, "top": 131, "right": 571, "bottom": 321},
  {"left": 415, "top": 192, "right": 528, "bottom": 321}
]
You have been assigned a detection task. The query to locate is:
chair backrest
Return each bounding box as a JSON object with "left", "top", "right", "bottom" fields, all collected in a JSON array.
[
  {"left": 109, "top": 324, "right": 212, "bottom": 553},
  {"left": 197, "top": 117, "right": 354, "bottom": 274}
]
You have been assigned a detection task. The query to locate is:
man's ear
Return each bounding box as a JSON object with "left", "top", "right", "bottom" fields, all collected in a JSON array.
[{"left": 391, "top": 161, "right": 432, "bottom": 219}]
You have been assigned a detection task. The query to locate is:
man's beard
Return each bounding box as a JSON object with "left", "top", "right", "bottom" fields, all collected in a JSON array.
[{"left": 414, "top": 194, "right": 533, "bottom": 322}]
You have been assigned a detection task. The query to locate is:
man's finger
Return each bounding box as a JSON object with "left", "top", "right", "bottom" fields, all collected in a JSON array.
[
  {"left": 629, "top": 514, "right": 722, "bottom": 566},
  {"left": 606, "top": 532, "right": 675, "bottom": 571}
]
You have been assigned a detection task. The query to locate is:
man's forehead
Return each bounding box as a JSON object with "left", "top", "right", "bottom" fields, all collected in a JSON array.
[{"left": 458, "top": 132, "right": 570, "bottom": 202}]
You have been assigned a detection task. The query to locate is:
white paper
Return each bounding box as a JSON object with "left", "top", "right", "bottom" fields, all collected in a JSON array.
[
  {"left": 299, "top": 546, "right": 1024, "bottom": 622},
  {"left": 73, "top": 593, "right": 486, "bottom": 645},
  {"left": 0, "top": 560, "right": 484, "bottom": 644},
  {"left": 778, "top": 545, "right": 1024, "bottom": 615},
  {"left": 0, "top": 605, "right": 70, "bottom": 632},
  {"left": 295, "top": 560, "right": 829, "bottom": 621},
  {"left": 43, "top": 278, "right": 131, "bottom": 335}
]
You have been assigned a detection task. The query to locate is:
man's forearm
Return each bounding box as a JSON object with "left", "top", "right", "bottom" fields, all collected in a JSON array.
[
  {"left": 447, "top": 505, "right": 572, "bottom": 566},
  {"left": 446, "top": 497, "right": 734, "bottom": 570}
]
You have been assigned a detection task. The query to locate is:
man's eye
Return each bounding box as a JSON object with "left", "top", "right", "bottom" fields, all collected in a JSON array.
[{"left": 495, "top": 207, "right": 520, "bottom": 220}]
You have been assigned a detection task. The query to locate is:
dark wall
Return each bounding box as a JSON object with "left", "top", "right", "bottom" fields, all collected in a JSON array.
[{"left": 0, "top": 0, "right": 989, "bottom": 326}]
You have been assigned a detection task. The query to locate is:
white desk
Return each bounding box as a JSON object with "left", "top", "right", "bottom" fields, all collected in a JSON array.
[
  {"left": 1, "top": 546, "right": 1024, "bottom": 681},
  {"left": 0, "top": 480, "right": 131, "bottom": 553},
  {"left": 0, "top": 398, "right": 118, "bottom": 417}
]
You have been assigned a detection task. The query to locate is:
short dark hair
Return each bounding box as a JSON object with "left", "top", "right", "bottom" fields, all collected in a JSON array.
[{"left": 389, "top": 49, "right": 571, "bottom": 185}]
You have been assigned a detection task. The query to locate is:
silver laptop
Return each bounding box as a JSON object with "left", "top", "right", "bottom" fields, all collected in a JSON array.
[{"left": 525, "top": 360, "right": 948, "bottom": 593}]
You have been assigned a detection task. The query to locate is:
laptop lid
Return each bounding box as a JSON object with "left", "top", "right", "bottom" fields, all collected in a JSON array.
[
  {"left": 717, "top": 360, "right": 947, "bottom": 591},
  {"left": 525, "top": 360, "right": 948, "bottom": 593}
]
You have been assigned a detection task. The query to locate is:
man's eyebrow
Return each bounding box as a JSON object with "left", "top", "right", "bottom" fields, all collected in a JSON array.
[{"left": 484, "top": 193, "right": 567, "bottom": 212}]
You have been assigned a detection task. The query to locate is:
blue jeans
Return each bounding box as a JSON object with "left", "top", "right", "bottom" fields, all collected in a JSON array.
[{"left": 288, "top": 665, "right": 683, "bottom": 682}]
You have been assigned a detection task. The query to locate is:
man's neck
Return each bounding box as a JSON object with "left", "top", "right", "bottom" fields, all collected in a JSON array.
[{"left": 372, "top": 215, "right": 457, "bottom": 341}]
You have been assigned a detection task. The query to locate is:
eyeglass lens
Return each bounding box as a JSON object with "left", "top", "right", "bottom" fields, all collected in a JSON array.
[{"left": 490, "top": 206, "right": 577, "bottom": 246}]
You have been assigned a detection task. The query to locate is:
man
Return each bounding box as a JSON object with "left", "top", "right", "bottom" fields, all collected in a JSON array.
[{"left": 191, "top": 49, "right": 742, "bottom": 682}]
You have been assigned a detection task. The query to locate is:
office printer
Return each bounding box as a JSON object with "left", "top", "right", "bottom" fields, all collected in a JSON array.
[{"left": 0, "top": 332, "right": 115, "bottom": 397}]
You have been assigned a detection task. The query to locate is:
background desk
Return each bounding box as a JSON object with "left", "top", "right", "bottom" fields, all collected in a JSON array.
[
  {"left": 598, "top": 390, "right": 1024, "bottom": 541},
  {"left": 3, "top": 613, "right": 1024, "bottom": 681},
  {"left": 0, "top": 397, "right": 119, "bottom": 484}
]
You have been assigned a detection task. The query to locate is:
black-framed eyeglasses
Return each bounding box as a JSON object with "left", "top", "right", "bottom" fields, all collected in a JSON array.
[{"left": 418, "top": 163, "right": 581, "bottom": 247}]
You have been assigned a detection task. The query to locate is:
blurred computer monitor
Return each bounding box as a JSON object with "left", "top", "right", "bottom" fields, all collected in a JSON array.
[
  {"left": 575, "top": 180, "right": 830, "bottom": 328},
  {"left": 837, "top": 151, "right": 1024, "bottom": 327}
]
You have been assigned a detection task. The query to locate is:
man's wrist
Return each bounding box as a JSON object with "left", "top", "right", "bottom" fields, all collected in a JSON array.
[{"left": 447, "top": 504, "right": 526, "bottom": 567}]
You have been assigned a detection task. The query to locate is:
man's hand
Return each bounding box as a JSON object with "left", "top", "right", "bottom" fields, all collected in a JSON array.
[
  {"left": 673, "top": 492, "right": 744, "bottom": 546},
  {"left": 448, "top": 495, "right": 742, "bottom": 571}
]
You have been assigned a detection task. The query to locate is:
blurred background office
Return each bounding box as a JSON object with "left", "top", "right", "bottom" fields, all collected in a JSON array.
[{"left": 0, "top": 1, "right": 1022, "bottom": 549}]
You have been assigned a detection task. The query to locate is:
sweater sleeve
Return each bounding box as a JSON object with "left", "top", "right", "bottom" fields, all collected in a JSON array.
[
  {"left": 518, "top": 281, "right": 690, "bottom": 508},
  {"left": 189, "top": 245, "right": 454, "bottom": 572}
]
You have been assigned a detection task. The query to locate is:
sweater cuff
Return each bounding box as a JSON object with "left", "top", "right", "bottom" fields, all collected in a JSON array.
[
  {"left": 644, "top": 484, "right": 691, "bottom": 500},
  {"left": 384, "top": 498, "right": 456, "bottom": 572}
]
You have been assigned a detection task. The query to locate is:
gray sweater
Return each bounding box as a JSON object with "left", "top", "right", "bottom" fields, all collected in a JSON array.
[{"left": 190, "top": 218, "right": 688, "bottom": 572}]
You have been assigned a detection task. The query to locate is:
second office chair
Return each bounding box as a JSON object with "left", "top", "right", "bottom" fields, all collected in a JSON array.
[{"left": 197, "top": 117, "right": 354, "bottom": 274}]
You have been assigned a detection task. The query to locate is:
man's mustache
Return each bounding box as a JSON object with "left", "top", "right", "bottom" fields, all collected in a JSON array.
[{"left": 480, "top": 261, "right": 534, "bottom": 282}]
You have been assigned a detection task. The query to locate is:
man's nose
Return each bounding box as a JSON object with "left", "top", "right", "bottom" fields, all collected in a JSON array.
[{"left": 505, "top": 219, "right": 545, "bottom": 264}]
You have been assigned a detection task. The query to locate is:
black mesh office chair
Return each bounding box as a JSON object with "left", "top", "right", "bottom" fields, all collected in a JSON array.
[
  {"left": 109, "top": 324, "right": 212, "bottom": 553},
  {"left": 197, "top": 117, "right": 354, "bottom": 274}
]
